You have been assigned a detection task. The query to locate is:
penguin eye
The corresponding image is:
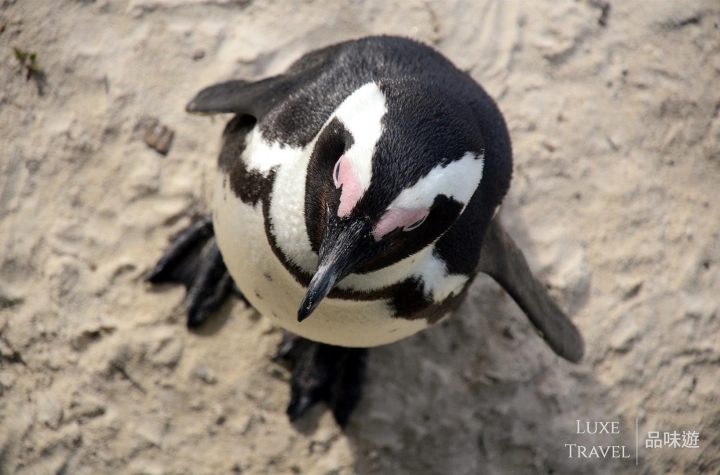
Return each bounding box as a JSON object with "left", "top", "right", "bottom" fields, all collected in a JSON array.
[
  {"left": 334, "top": 156, "right": 364, "bottom": 218},
  {"left": 373, "top": 208, "right": 429, "bottom": 241},
  {"left": 403, "top": 214, "right": 427, "bottom": 231},
  {"left": 333, "top": 158, "right": 342, "bottom": 187}
]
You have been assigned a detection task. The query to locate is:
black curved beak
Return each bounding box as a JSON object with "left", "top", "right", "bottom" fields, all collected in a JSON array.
[{"left": 297, "top": 216, "right": 375, "bottom": 322}]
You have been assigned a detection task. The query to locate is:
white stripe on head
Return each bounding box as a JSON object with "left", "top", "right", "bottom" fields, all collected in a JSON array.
[
  {"left": 334, "top": 82, "right": 387, "bottom": 214},
  {"left": 388, "top": 151, "right": 485, "bottom": 211},
  {"left": 372, "top": 152, "right": 484, "bottom": 239}
]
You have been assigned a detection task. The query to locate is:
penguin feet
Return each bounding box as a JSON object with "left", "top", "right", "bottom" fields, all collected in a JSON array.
[
  {"left": 148, "top": 216, "right": 244, "bottom": 326},
  {"left": 274, "top": 331, "right": 368, "bottom": 428}
]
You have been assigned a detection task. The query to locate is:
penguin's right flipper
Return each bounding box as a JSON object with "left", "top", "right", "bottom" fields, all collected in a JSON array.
[
  {"left": 274, "top": 331, "right": 368, "bottom": 429},
  {"left": 185, "top": 43, "right": 343, "bottom": 120},
  {"left": 148, "top": 217, "right": 244, "bottom": 327},
  {"left": 186, "top": 77, "right": 290, "bottom": 119},
  {"left": 478, "top": 217, "right": 585, "bottom": 363}
]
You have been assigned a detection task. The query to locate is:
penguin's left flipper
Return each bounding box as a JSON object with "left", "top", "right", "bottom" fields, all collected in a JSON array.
[
  {"left": 148, "top": 217, "right": 244, "bottom": 327},
  {"left": 478, "top": 217, "right": 585, "bottom": 363},
  {"left": 274, "top": 331, "right": 368, "bottom": 428}
]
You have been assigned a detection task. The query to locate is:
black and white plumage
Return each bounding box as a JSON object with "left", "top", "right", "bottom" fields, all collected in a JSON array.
[{"left": 149, "top": 36, "right": 584, "bottom": 426}]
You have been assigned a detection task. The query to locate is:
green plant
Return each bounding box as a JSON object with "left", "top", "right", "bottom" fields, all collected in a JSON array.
[{"left": 14, "top": 47, "right": 42, "bottom": 81}]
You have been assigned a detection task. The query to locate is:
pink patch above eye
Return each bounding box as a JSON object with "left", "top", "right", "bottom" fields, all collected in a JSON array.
[
  {"left": 335, "top": 156, "right": 363, "bottom": 218},
  {"left": 373, "top": 208, "right": 429, "bottom": 241}
]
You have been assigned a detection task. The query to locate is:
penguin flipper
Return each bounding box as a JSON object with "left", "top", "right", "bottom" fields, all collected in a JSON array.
[
  {"left": 148, "top": 216, "right": 244, "bottom": 327},
  {"left": 186, "top": 43, "right": 344, "bottom": 119},
  {"left": 186, "top": 77, "right": 292, "bottom": 119},
  {"left": 274, "top": 331, "right": 368, "bottom": 429},
  {"left": 478, "top": 217, "right": 585, "bottom": 363}
]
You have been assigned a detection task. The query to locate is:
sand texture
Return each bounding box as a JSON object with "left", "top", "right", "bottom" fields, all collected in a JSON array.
[{"left": 1, "top": 0, "right": 719, "bottom": 473}]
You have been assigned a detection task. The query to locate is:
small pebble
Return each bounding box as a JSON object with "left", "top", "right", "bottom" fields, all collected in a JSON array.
[
  {"left": 195, "top": 366, "right": 217, "bottom": 384},
  {"left": 143, "top": 118, "right": 175, "bottom": 156}
]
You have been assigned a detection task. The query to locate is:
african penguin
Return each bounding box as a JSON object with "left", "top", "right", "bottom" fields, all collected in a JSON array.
[{"left": 149, "top": 36, "right": 584, "bottom": 427}]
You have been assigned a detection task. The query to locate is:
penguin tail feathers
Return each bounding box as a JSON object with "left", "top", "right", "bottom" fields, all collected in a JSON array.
[{"left": 478, "top": 217, "right": 585, "bottom": 363}]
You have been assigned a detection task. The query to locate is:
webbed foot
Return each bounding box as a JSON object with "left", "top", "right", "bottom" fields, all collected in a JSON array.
[
  {"left": 148, "top": 216, "right": 243, "bottom": 326},
  {"left": 275, "top": 331, "right": 368, "bottom": 428}
]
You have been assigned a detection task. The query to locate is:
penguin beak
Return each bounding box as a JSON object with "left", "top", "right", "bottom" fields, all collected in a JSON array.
[{"left": 297, "top": 217, "right": 375, "bottom": 322}]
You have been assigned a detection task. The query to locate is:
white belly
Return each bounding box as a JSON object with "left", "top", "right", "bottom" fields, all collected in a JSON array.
[{"left": 213, "top": 173, "right": 430, "bottom": 347}]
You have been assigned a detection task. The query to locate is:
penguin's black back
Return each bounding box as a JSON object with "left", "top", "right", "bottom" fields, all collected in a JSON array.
[{"left": 263, "top": 37, "right": 510, "bottom": 165}]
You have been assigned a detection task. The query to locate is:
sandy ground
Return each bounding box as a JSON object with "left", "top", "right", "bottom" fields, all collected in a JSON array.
[{"left": 1, "top": 0, "right": 719, "bottom": 473}]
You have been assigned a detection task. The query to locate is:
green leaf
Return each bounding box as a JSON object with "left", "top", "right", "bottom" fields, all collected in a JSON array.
[{"left": 14, "top": 47, "right": 26, "bottom": 62}]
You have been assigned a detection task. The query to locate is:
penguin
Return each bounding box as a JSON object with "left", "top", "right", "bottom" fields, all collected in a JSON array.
[{"left": 148, "top": 36, "right": 584, "bottom": 427}]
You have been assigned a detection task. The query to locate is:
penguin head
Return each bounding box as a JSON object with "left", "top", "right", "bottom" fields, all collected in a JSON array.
[{"left": 299, "top": 79, "right": 486, "bottom": 321}]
